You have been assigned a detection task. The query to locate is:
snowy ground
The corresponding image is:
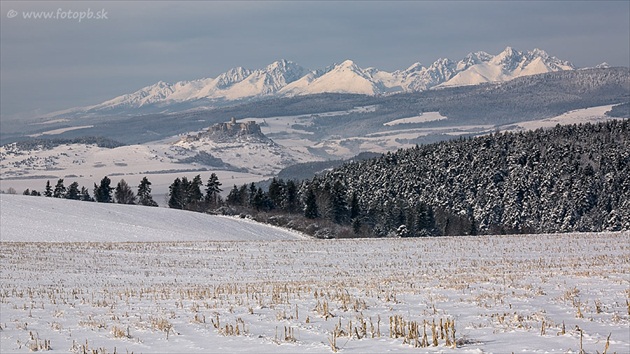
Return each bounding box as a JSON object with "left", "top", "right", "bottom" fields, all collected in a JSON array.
[
  {"left": 1, "top": 195, "right": 628, "bottom": 353},
  {"left": 1, "top": 104, "right": 624, "bottom": 199},
  {"left": 383, "top": 112, "right": 448, "bottom": 126},
  {"left": 500, "top": 105, "right": 624, "bottom": 132},
  {"left": 0, "top": 194, "right": 306, "bottom": 242}
]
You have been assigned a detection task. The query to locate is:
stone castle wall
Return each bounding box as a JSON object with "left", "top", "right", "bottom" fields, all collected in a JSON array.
[{"left": 209, "top": 117, "right": 262, "bottom": 137}]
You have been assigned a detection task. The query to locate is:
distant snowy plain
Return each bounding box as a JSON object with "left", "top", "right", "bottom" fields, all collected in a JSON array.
[
  {"left": 1, "top": 195, "right": 628, "bottom": 353},
  {"left": 0, "top": 104, "right": 623, "bottom": 202}
]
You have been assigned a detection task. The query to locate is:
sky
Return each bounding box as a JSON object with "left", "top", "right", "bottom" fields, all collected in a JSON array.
[{"left": 1, "top": 1, "right": 629, "bottom": 119}]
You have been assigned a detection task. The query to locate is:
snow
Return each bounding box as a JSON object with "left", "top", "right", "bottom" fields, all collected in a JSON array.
[
  {"left": 28, "top": 125, "right": 94, "bottom": 138},
  {"left": 0, "top": 194, "right": 628, "bottom": 353},
  {"left": 384, "top": 112, "right": 447, "bottom": 126},
  {"left": 3, "top": 99, "right": 622, "bottom": 205},
  {"left": 0, "top": 140, "right": 269, "bottom": 203},
  {"left": 0, "top": 194, "right": 306, "bottom": 242},
  {"left": 47, "top": 47, "right": 576, "bottom": 117},
  {"left": 439, "top": 47, "right": 574, "bottom": 88},
  {"left": 2, "top": 102, "right": 622, "bottom": 200},
  {"left": 500, "top": 104, "right": 622, "bottom": 132},
  {"left": 284, "top": 60, "right": 379, "bottom": 96}
]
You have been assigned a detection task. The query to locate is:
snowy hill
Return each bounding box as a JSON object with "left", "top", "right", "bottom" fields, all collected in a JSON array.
[
  {"left": 173, "top": 119, "right": 314, "bottom": 175},
  {"left": 46, "top": 47, "right": 577, "bottom": 118},
  {"left": 0, "top": 194, "right": 307, "bottom": 242}
]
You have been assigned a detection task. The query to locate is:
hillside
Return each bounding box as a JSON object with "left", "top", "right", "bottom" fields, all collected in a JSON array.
[
  {"left": 4, "top": 67, "right": 626, "bottom": 148},
  {"left": 303, "top": 120, "right": 630, "bottom": 236},
  {"left": 0, "top": 194, "right": 306, "bottom": 242}
]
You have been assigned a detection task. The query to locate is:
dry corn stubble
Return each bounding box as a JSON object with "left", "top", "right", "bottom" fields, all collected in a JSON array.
[{"left": 0, "top": 232, "right": 628, "bottom": 353}]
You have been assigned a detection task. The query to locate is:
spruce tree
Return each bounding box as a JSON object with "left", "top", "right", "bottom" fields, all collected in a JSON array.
[
  {"left": 267, "top": 178, "right": 285, "bottom": 209},
  {"left": 226, "top": 185, "right": 241, "bottom": 206},
  {"left": 284, "top": 180, "right": 299, "bottom": 212},
  {"left": 94, "top": 176, "right": 114, "bottom": 203},
  {"left": 189, "top": 175, "right": 204, "bottom": 202},
  {"left": 44, "top": 180, "right": 52, "bottom": 197},
  {"left": 137, "top": 177, "right": 158, "bottom": 207},
  {"left": 65, "top": 182, "right": 81, "bottom": 200},
  {"left": 329, "top": 181, "right": 348, "bottom": 224},
  {"left": 349, "top": 192, "right": 360, "bottom": 220},
  {"left": 248, "top": 183, "right": 257, "bottom": 208},
  {"left": 53, "top": 179, "right": 66, "bottom": 198},
  {"left": 80, "top": 187, "right": 94, "bottom": 202},
  {"left": 303, "top": 187, "right": 319, "bottom": 219},
  {"left": 168, "top": 177, "right": 183, "bottom": 209},
  {"left": 252, "top": 187, "right": 267, "bottom": 211},
  {"left": 115, "top": 179, "right": 136, "bottom": 204},
  {"left": 180, "top": 177, "right": 191, "bottom": 208},
  {"left": 238, "top": 184, "right": 249, "bottom": 206},
  {"left": 204, "top": 173, "right": 222, "bottom": 207}
]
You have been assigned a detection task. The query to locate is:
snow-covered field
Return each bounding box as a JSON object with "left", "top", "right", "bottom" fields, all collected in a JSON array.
[
  {"left": 0, "top": 194, "right": 306, "bottom": 242},
  {"left": 1, "top": 104, "right": 623, "bottom": 200},
  {"left": 1, "top": 195, "right": 628, "bottom": 353},
  {"left": 501, "top": 105, "right": 623, "bottom": 132},
  {"left": 383, "top": 112, "right": 448, "bottom": 126}
]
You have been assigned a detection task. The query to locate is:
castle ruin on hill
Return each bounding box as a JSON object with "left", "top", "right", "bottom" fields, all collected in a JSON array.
[
  {"left": 180, "top": 118, "right": 268, "bottom": 143},
  {"left": 211, "top": 117, "right": 262, "bottom": 137}
]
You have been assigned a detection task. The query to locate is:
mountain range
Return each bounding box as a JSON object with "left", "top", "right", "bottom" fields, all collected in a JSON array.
[{"left": 51, "top": 47, "right": 577, "bottom": 117}]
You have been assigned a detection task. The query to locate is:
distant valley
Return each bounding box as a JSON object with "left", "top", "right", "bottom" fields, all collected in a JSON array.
[{"left": 0, "top": 50, "right": 628, "bottom": 200}]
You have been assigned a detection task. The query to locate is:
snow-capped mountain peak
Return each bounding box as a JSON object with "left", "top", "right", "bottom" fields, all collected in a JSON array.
[
  {"left": 338, "top": 59, "right": 358, "bottom": 68},
  {"left": 214, "top": 67, "right": 252, "bottom": 89},
  {"left": 287, "top": 59, "right": 379, "bottom": 95},
  {"left": 438, "top": 47, "right": 576, "bottom": 88},
  {"left": 54, "top": 47, "right": 582, "bottom": 117},
  {"left": 404, "top": 62, "right": 425, "bottom": 73}
]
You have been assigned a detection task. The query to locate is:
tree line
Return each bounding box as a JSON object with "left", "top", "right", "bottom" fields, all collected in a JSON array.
[
  {"left": 163, "top": 120, "right": 629, "bottom": 237},
  {"left": 20, "top": 176, "right": 158, "bottom": 207},
  {"left": 13, "top": 120, "right": 629, "bottom": 238}
]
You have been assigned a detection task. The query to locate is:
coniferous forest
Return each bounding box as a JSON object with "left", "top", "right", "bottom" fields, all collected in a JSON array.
[
  {"left": 305, "top": 120, "right": 630, "bottom": 236},
  {"left": 19, "top": 120, "right": 629, "bottom": 238},
  {"left": 200, "top": 120, "right": 630, "bottom": 237}
]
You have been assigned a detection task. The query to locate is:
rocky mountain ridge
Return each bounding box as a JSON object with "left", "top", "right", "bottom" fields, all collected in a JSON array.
[{"left": 47, "top": 47, "right": 578, "bottom": 118}]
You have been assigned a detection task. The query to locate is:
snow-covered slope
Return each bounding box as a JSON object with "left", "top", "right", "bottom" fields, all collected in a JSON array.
[
  {"left": 173, "top": 119, "right": 314, "bottom": 176},
  {"left": 439, "top": 47, "right": 574, "bottom": 87},
  {"left": 0, "top": 119, "right": 317, "bottom": 180},
  {"left": 280, "top": 60, "right": 379, "bottom": 95},
  {"left": 500, "top": 104, "right": 623, "bottom": 131},
  {"left": 47, "top": 47, "right": 577, "bottom": 117},
  {"left": 0, "top": 194, "right": 306, "bottom": 242}
]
